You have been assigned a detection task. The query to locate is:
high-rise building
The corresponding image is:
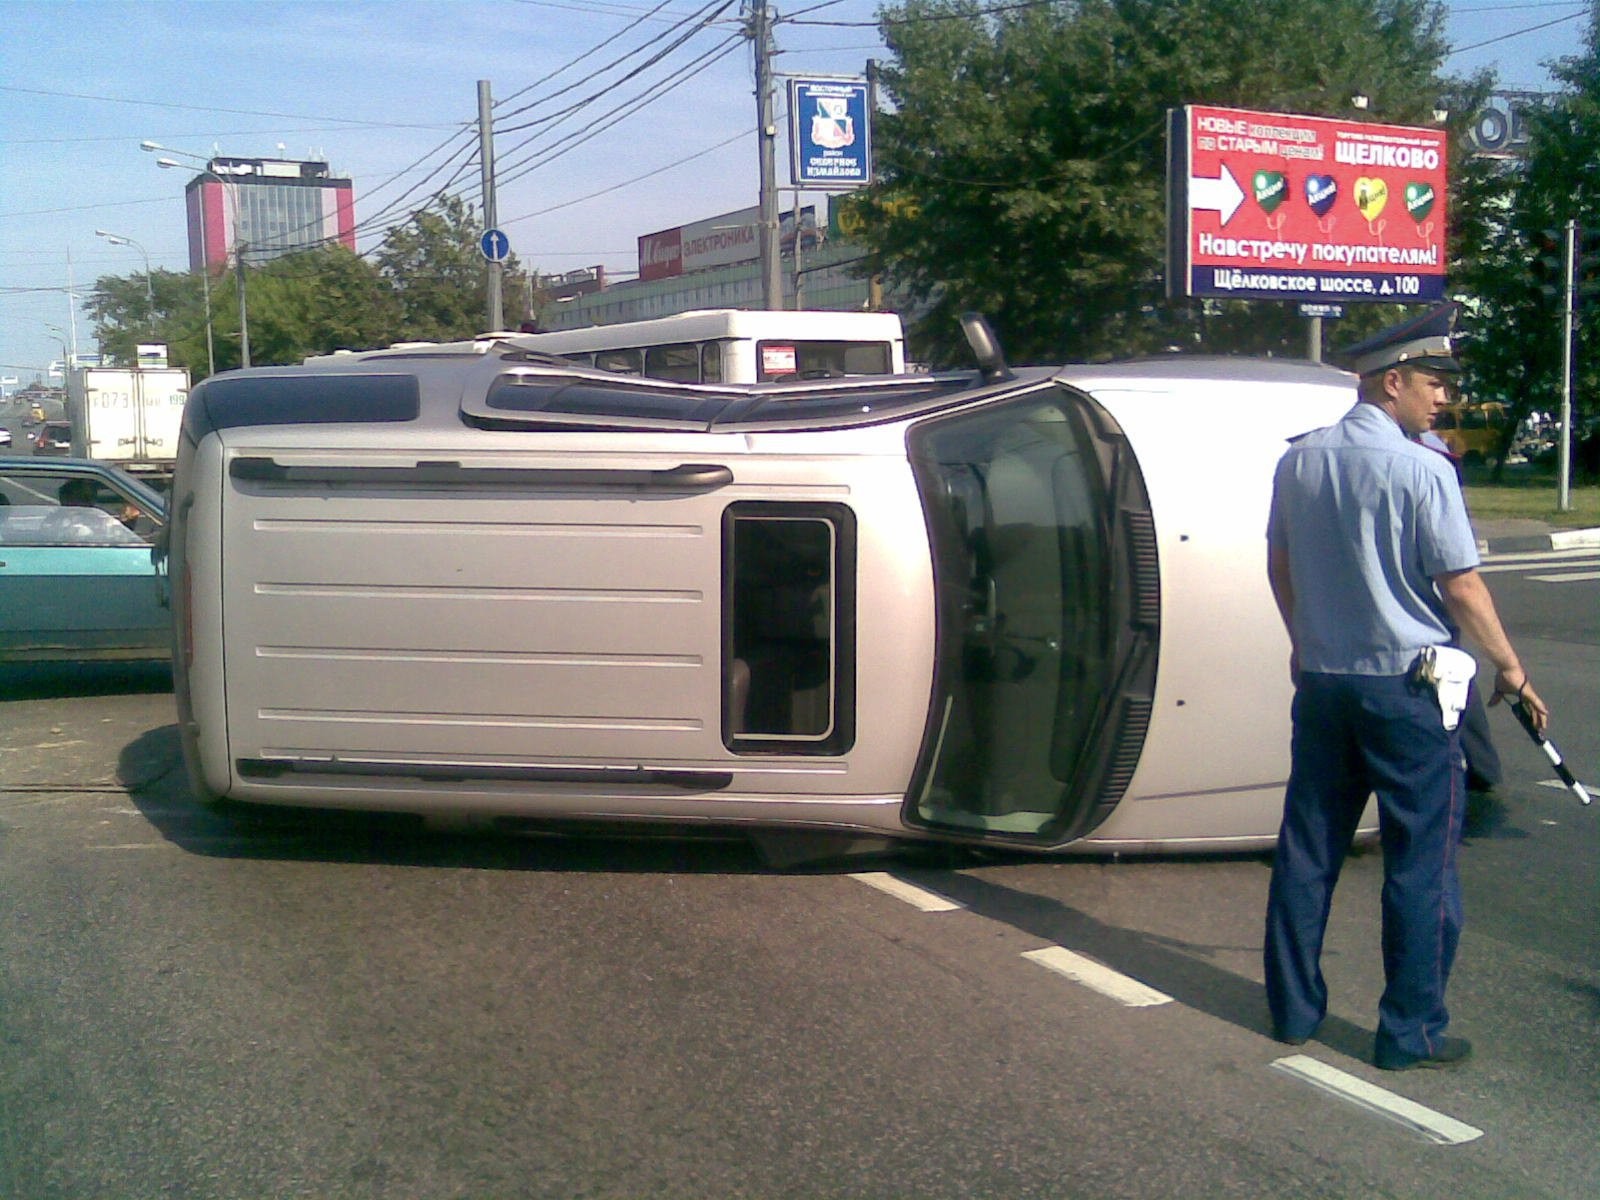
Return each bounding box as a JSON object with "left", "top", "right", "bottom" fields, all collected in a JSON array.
[{"left": 182, "top": 156, "right": 356, "bottom": 271}]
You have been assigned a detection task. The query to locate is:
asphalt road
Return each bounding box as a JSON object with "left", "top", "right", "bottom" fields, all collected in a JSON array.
[{"left": 1, "top": 550, "right": 1595, "bottom": 1199}]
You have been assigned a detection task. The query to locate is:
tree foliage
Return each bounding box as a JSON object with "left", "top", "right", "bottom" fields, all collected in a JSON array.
[
  {"left": 863, "top": 0, "right": 1459, "bottom": 365},
  {"left": 373, "top": 193, "right": 532, "bottom": 343},
  {"left": 1454, "top": 5, "right": 1600, "bottom": 474}
]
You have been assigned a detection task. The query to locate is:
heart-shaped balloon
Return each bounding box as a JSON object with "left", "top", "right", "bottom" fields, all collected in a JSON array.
[
  {"left": 1253, "top": 170, "right": 1288, "bottom": 214},
  {"left": 1355, "top": 177, "right": 1389, "bottom": 222},
  {"left": 1305, "top": 174, "right": 1338, "bottom": 218},
  {"left": 1404, "top": 182, "right": 1435, "bottom": 222}
]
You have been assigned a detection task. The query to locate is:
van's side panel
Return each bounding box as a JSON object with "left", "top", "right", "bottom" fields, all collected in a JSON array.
[{"left": 196, "top": 424, "right": 938, "bottom": 831}]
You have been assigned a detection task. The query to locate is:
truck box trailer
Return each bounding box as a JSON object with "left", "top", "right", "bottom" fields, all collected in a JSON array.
[{"left": 66, "top": 366, "right": 190, "bottom": 484}]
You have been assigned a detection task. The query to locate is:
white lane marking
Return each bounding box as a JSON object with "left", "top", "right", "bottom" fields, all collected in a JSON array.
[
  {"left": 1270, "top": 1055, "right": 1483, "bottom": 1145},
  {"left": 1478, "top": 555, "right": 1599, "bottom": 573},
  {"left": 88, "top": 843, "right": 173, "bottom": 851},
  {"left": 1528, "top": 570, "right": 1600, "bottom": 582},
  {"left": 849, "top": 872, "right": 964, "bottom": 912},
  {"left": 1021, "top": 946, "right": 1172, "bottom": 1008}
]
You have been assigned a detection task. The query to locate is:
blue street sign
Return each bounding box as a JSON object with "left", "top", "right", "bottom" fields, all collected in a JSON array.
[
  {"left": 480, "top": 228, "right": 510, "bottom": 263},
  {"left": 789, "top": 78, "right": 871, "bottom": 189}
]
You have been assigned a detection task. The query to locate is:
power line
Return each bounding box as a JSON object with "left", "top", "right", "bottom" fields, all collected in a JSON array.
[
  {"left": 1450, "top": 9, "right": 1588, "bottom": 54},
  {"left": 0, "top": 83, "right": 457, "bottom": 130}
]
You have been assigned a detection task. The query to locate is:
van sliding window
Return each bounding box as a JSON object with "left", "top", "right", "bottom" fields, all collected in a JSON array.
[{"left": 722, "top": 502, "right": 855, "bottom": 755}]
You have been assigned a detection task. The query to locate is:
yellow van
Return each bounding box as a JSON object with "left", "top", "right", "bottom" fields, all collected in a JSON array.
[{"left": 1432, "top": 402, "right": 1509, "bottom": 465}]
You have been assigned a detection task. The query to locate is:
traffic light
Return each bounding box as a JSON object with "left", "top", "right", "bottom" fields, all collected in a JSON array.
[
  {"left": 1530, "top": 229, "right": 1564, "bottom": 302},
  {"left": 1578, "top": 224, "right": 1600, "bottom": 315}
]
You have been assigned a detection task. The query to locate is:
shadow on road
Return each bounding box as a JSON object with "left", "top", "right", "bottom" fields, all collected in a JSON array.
[
  {"left": 900, "top": 860, "right": 1375, "bottom": 1059},
  {"left": 117, "top": 723, "right": 851, "bottom": 877},
  {"left": 0, "top": 660, "right": 172, "bottom": 701}
]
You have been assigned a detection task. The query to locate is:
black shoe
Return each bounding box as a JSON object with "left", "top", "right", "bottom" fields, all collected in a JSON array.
[
  {"left": 1375, "top": 1035, "right": 1473, "bottom": 1071},
  {"left": 1273, "top": 1024, "right": 1317, "bottom": 1047}
]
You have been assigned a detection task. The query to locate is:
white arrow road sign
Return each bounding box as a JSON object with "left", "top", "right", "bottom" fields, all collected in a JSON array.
[{"left": 1190, "top": 163, "right": 1246, "bottom": 225}]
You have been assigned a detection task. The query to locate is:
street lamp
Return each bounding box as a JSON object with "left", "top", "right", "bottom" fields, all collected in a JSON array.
[
  {"left": 43, "top": 323, "right": 73, "bottom": 385},
  {"left": 94, "top": 229, "right": 155, "bottom": 342},
  {"left": 143, "top": 142, "right": 245, "bottom": 371}
]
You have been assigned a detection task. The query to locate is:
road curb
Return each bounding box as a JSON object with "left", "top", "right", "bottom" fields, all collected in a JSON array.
[{"left": 1478, "top": 526, "right": 1600, "bottom": 554}]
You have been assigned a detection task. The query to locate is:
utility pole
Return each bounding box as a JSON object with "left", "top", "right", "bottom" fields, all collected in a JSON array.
[
  {"left": 236, "top": 243, "right": 250, "bottom": 368},
  {"left": 479, "top": 79, "right": 504, "bottom": 332},
  {"left": 748, "top": 2, "right": 782, "bottom": 310}
]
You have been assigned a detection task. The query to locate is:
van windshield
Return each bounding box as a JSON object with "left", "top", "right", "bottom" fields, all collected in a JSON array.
[{"left": 905, "top": 388, "right": 1155, "bottom": 843}]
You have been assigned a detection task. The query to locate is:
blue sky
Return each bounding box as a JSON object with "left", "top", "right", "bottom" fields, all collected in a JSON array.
[{"left": 1, "top": 0, "right": 1589, "bottom": 382}]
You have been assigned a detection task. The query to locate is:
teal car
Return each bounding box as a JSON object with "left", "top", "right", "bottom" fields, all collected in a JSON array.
[{"left": 0, "top": 457, "right": 169, "bottom": 662}]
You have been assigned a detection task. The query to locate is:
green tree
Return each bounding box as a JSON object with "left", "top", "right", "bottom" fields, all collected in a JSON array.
[
  {"left": 1456, "top": 4, "right": 1599, "bottom": 476},
  {"left": 863, "top": 0, "right": 1459, "bottom": 365},
  {"left": 373, "top": 193, "right": 531, "bottom": 340},
  {"left": 240, "top": 245, "right": 401, "bottom": 367},
  {"left": 88, "top": 268, "right": 205, "bottom": 367}
]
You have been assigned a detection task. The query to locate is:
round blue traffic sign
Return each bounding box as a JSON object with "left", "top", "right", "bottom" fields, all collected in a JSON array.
[{"left": 479, "top": 228, "right": 510, "bottom": 263}]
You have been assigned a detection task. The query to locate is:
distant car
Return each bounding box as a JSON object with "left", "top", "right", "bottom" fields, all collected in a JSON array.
[
  {"left": 0, "top": 428, "right": 11, "bottom": 448},
  {"left": 0, "top": 457, "right": 169, "bottom": 662},
  {"left": 31, "top": 420, "right": 72, "bottom": 456}
]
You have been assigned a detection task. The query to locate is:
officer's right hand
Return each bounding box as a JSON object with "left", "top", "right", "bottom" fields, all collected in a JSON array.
[{"left": 1489, "top": 669, "right": 1549, "bottom": 733}]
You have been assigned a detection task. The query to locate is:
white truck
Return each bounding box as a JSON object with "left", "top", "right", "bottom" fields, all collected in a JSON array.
[{"left": 65, "top": 366, "right": 190, "bottom": 485}]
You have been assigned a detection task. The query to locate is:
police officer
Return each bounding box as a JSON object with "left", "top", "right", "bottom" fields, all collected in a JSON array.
[{"left": 1263, "top": 302, "right": 1550, "bottom": 1071}]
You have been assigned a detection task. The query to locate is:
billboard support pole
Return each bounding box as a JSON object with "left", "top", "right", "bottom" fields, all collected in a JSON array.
[{"left": 1308, "top": 315, "right": 1323, "bottom": 363}]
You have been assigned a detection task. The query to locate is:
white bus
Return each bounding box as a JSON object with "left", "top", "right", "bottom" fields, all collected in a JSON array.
[{"left": 307, "top": 309, "right": 908, "bottom": 384}]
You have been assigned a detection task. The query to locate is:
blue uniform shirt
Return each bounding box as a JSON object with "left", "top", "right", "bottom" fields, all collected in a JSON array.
[{"left": 1267, "top": 401, "right": 1480, "bottom": 676}]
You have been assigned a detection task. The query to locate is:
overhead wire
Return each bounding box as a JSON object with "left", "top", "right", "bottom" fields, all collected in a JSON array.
[{"left": 493, "top": 31, "right": 748, "bottom": 189}]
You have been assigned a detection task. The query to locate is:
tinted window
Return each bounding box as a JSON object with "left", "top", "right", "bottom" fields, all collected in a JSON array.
[
  {"left": 756, "top": 340, "right": 891, "bottom": 381},
  {"left": 594, "top": 348, "right": 644, "bottom": 376},
  {"left": 907, "top": 395, "right": 1118, "bottom": 838},
  {"left": 723, "top": 502, "right": 856, "bottom": 754},
  {"left": 644, "top": 342, "right": 702, "bottom": 382}
]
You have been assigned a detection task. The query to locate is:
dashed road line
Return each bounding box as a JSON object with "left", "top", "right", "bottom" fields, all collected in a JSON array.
[
  {"left": 1528, "top": 570, "right": 1600, "bottom": 582},
  {"left": 851, "top": 873, "right": 1487, "bottom": 1143},
  {"left": 848, "top": 871, "right": 963, "bottom": 911},
  {"left": 1270, "top": 1055, "right": 1484, "bottom": 1145},
  {"left": 1021, "top": 946, "right": 1173, "bottom": 1007}
]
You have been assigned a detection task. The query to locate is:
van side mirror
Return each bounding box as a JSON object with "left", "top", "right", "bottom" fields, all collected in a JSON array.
[{"left": 960, "top": 312, "right": 1015, "bottom": 384}]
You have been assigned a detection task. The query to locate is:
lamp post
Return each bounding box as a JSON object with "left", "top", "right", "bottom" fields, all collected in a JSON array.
[
  {"left": 43, "top": 323, "right": 73, "bottom": 386},
  {"left": 94, "top": 229, "right": 155, "bottom": 344},
  {"left": 143, "top": 142, "right": 243, "bottom": 371}
]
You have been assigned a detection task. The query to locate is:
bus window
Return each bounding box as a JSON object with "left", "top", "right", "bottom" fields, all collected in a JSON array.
[
  {"left": 594, "top": 348, "right": 645, "bottom": 376},
  {"left": 644, "top": 342, "right": 702, "bottom": 382},
  {"left": 723, "top": 502, "right": 855, "bottom": 755},
  {"left": 757, "top": 340, "right": 892, "bottom": 381},
  {"left": 559, "top": 352, "right": 595, "bottom": 367},
  {"left": 702, "top": 340, "right": 724, "bottom": 383}
]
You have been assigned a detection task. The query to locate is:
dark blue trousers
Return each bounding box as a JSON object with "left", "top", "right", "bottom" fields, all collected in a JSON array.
[{"left": 1264, "top": 670, "right": 1465, "bottom": 1061}]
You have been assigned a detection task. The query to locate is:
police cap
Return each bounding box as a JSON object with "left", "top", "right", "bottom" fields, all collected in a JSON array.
[{"left": 1334, "top": 302, "right": 1461, "bottom": 377}]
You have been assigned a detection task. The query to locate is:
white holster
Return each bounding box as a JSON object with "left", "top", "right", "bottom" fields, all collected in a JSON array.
[{"left": 1415, "top": 645, "right": 1478, "bottom": 731}]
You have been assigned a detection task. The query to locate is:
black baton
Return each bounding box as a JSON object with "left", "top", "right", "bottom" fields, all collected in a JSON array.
[{"left": 1510, "top": 700, "right": 1592, "bottom": 806}]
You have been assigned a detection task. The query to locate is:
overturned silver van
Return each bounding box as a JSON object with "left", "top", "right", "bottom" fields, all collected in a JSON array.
[{"left": 166, "top": 338, "right": 1362, "bottom": 856}]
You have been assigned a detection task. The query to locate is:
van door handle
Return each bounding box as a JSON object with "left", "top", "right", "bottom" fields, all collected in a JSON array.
[{"left": 230, "top": 457, "right": 734, "bottom": 492}]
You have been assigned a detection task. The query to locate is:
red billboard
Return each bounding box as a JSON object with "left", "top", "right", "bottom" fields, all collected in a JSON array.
[{"left": 1167, "top": 105, "right": 1448, "bottom": 304}]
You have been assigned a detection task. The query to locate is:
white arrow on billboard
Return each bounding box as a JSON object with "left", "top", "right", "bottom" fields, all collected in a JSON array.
[{"left": 1190, "top": 163, "right": 1245, "bottom": 225}]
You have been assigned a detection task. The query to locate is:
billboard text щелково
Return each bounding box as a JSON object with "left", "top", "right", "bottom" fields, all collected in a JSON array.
[{"left": 1167, "top": 105, "right": 1448, "bottom": 304}]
